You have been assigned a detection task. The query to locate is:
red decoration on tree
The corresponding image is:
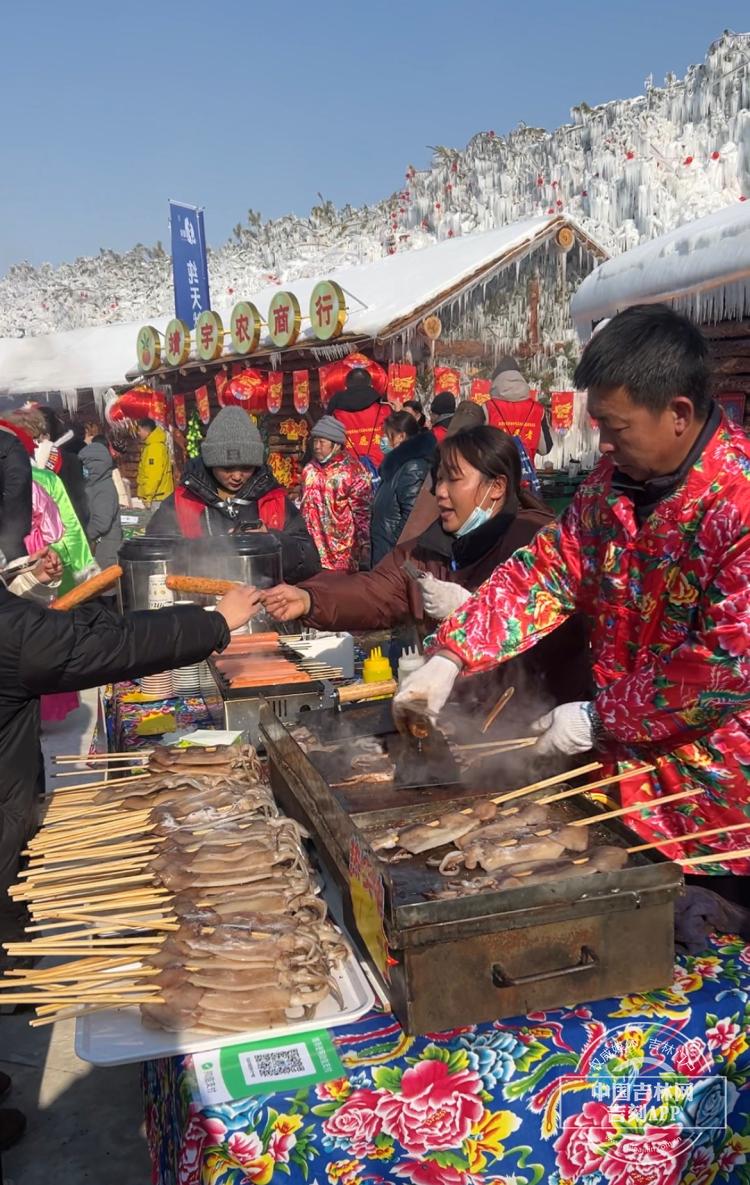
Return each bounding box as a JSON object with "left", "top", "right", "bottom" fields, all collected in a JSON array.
[
  {"left": 712, "top": 151, "right": 721, "bottom": 160},
  {"left": 536, "top": 176, "right": 544, "bottom": 186},
  {"left": 626, "top": 151, "right": 635, "bottom": 160},
  {"left": 684, "top": 156, "right": 694, "bottom": 165}
]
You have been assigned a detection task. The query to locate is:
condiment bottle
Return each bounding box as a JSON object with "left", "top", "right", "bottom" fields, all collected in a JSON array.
[{"left": 362, "top": 646, "right": 393, "bottom": 683}]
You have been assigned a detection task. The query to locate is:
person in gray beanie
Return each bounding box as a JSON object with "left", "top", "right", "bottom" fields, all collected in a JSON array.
[
  {"left": 148, "top": 406, "right": 320, "bottom": 584},
  {"left": 300, "top": 415, "right": 372, "bottom": 571}
]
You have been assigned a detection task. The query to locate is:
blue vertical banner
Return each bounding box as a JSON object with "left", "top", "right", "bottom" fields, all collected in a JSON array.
[{"left": 168, "top": 200, "right": 211, "bottom": 328}]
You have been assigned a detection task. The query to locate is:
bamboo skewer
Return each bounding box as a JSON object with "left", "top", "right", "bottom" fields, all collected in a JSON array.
[
  {"left": 571, "top": 786, "right": 701, "bottom": 827},
  {"left": 456, "top": 737, "right": 537, "bottom": 752},
  {"left": 481, "top": 687, "right": 515, "bottom": 734},
  {"left": 491, "top": 761, "right": 606, "bottom": 805},
  {"left": 54, "top": 751, "right": 153, "bottom": 762},
  {"left": 539, "top": 765, "right": 656, "bottom": 806},
  {"left": 42, "top": 773, "right": 152, "bottom": 793},
  {"left": 627, "top": 819, "right": 750, "bottom": 853},
  {"left": 680, "top": 846, "right": 750, "bottom": 867}
]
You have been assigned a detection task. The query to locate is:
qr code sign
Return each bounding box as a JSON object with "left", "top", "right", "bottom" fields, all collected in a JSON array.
[{"left": 240, "top": 1043, "right": 315, "bottom": 1085}]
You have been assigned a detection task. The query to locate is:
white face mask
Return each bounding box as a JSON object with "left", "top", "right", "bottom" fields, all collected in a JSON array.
[{"left": 455, "top": 486, "right": 493, "bottom": 538}]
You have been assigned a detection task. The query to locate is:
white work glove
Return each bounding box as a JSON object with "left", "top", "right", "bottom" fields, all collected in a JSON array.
[
  {"left": 420, "top": 574, "right": 472, "bottom": 620},
  {"left": 531, "top": 701, "right": 594, "bottom": 756},
  {"left": 392, "top": 654, "right": 460, "bottom": 729}
]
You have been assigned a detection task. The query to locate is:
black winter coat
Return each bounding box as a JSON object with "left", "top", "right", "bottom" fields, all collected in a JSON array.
[
  {"left": 147, "top": 460, "right": 321, "bottom": 585},
  {"left": 371, "top": 431, "right": 436, "bottom": 565},
  {"left": 0, "top": 427, "right": 32, "bottom": 563},
  {"left": 0, "top": 592, "right": 229, "bottom": 939},
  {"left": 57, "top": 435, "right": 90, "bottom": 529}
]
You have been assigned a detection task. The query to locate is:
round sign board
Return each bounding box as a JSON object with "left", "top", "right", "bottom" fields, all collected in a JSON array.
[
  {"left": 309, "top": 280, "right": 347, "bottom": 341},
  {"left": 420, "top": 315, "right": 443, "bottom": 340},
  {"left": 268, "top": 291, "right": 301, "bottom": 349},
  {"left": 136, "top": 326, "right": 161, "bottom": 372},
  {"left": 195, "top": 310, "right": 225, "bottom": 361},
  {"left": 164, "top": 318, "right": 191, "bottom": 367},
  {"left": 230, "top": 301, "right": 262, "bottom": 355}
]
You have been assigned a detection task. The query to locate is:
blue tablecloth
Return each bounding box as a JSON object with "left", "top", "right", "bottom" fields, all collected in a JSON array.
[{"left": 143, "top": 931, "right": 750, "bottom": 1185}]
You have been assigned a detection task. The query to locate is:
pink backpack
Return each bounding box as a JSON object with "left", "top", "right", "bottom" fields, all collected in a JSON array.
[{"left": 25, "top": 480, "right": 63, "bottom": 556}]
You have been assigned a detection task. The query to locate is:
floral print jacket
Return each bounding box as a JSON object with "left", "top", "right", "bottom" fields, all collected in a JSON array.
[
  {"left": 431, "top": 415, "right": 750, "bottom": 873},
  {"left": 301, "top": 454, "right": 372, "bottom": 572}
]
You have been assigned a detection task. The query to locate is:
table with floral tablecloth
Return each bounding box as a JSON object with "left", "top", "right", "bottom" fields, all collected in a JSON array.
[{"left": 143, "top": 932, "right": 750, "bottom": 1185}]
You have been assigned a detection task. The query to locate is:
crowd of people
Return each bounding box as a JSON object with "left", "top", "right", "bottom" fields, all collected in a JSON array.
[{"left": 0, "top": 304, "right": 749, "bottom": 1149}]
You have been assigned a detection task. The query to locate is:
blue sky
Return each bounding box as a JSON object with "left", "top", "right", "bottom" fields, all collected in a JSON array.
[{"left": 0, "top": 1, "right": 748, "bottom": 274}]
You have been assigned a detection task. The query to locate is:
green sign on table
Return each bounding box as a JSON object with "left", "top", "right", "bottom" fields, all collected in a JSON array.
[{"left": 194, "top": 1029, "right": 344, "bottom": 1104}]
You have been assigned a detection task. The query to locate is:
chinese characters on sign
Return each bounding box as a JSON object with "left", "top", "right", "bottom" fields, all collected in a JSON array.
[
  {"left": 267, "top": 371, "right": 284, "bottom": 413},
  {"left": 195, "top": 385, "right": 211, "bottom": 424},
  {"left": 434, "top": 366, "right": 461, "bottom": 397},
  {"left": 293, "top": 370, "right": 310, "bottom": 413},
  {"left": 195, "top": 310, "right": 225, "bottom": 362},
  {"left": 136, "top": 326, "right": 161, "bottom": 372},
  {"left": 164, "top": 318, "right": 191, "bottom": 368},
  {"left": 309, "top": 280, "right": 347, "bottom": 341},
  {"left": 470, "top": 378, "right": 491, "bottom": 404},
  {"left": 230, "top": 301, "right": 262, "bottom": 355},
  {"left": 169, "top": 201, "right": 211, "bottom": 329},
  {"left": 268, "top": 291, "right": 301, "bottom": 348}
]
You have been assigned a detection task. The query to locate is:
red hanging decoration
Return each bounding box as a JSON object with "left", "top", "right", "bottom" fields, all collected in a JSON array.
[
  {"left": 173, "top": 391, "right": 187, "bottom": 431},
  {"left": 293, "top": 370, "right": 310, "bottom": 414},
  {"left": 318, "top": 353, "right": 388, "bottom": 406},
  {"left": 267, "top": 371, "right": 284, "bottom": 414},
  {"left": 195, "top": 385, "right": 211, "bottom": 425},
  {"left": 387, "top": 363, "right": 417, "bottom": 405},
  {"left": 434, "top": 367, "right": 461, "bottom": 398},
  {"left": 469, "top": 378, "right": 490, "bottom": 405},
  {"left": 106, "top": 385, "right": 167, "bottom": 426},
  {"left": 222, "top": 368, "right": 268, "bottom": 413},
  {"left": 550, "top": 391, "right": 575, "bottom": 432}
]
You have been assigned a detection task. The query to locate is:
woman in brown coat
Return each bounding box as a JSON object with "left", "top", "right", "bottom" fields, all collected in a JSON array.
[{"left": 263, "top": 427, "right": 590, "bottom": 719}]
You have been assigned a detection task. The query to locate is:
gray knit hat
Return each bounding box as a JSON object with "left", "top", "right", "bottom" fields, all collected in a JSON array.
[
  {"left": 311, "top": 415, "right": 346, "bottom": 445},
  {"left": 201, "top": 407, "right": 265, "bottom": 468}
]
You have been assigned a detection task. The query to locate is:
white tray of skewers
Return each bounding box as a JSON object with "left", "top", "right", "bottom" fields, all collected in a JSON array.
[{"left": 75, "top": 944, "right": 374, "bottom": 1067}]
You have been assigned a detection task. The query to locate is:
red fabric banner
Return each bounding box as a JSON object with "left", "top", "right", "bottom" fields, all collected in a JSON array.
[
  {"left": 267, "top": 371, "right": 284, "bottom": 414},
  {"left": 172, "top": 391, "right": 187, "bottom": 431},
  {"left": 293, "top": 370, "right": 310, "bottom": 414},
  {"left": 214, "top": 371, "right": 228, "bottom": 406},
  {"left": 469, "top": 378, "right": 491, "bottom": 405},
  {"left": 550, "top": 390, "right": 575, "bottom": 432},
  {"left": 387, "top": 363, "right": 417, "bottom": 405},
  {"left": 195, "top": 385, "right": 211, "bottom": 425},
  {"left": 434, "top": 367, "right": 461, "bottom": 397}
]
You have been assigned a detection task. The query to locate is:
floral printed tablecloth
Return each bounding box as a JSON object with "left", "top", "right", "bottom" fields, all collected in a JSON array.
[{"left": 143, "top": 932, "right": 750, "bottom": 1185}]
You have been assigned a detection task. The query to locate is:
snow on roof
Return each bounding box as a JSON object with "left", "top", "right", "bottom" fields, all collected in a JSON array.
[
  {"left": 572, "top": 202, "right": 750, "bottom": 339},
  {"left": 0, "top": 215, "right": 603, "bottom": 396}
]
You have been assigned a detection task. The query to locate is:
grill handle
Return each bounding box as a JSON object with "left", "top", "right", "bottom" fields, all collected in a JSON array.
[{"left": 492, "top": 945, "right": 598, "bottom": 988}]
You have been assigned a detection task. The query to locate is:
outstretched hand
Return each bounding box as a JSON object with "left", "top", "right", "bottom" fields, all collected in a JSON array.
[
  {"left": 215, "top": 585, "right": 262, "bottom": 631},
  {"left": 260, "top": 584, "right": 312, "bottom": 622}
]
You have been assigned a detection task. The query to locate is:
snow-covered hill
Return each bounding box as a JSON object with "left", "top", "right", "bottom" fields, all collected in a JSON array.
[{"left": 1, "top": 30, "right": 749, "bottom": 340}]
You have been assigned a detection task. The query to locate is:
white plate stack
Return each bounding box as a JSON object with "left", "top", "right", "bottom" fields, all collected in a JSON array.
[
  {"left": 172, "top": 664, "right": 202, "bottom": 696},
  {"left": 139, "top": 672, "right": 175, "bottom": 699}
]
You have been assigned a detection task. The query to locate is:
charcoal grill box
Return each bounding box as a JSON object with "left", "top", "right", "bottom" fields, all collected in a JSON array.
[{"left": 260, "top": 704, "right": 683, "bottom": 1035}]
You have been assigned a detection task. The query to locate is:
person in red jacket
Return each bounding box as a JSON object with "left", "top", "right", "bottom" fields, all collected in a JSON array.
[
  {"left": 327, "top": 368, "right": 390, "bottom": 469},
  {"left": 429, "top": 392, "right": 456, "bottom": 443},
  {"left": 485, "top": 356, "right": 552, "bottom": 460},
  {"left": 147, "top": 407, "right": 320, "bottom": 584},
  {"left": 394, "top": 305, "right": 750, "bottom": 884}
]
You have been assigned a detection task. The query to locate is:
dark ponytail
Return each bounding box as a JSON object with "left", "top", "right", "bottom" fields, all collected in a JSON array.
[
  {"left": 384, "top": 410, "right": 421, "bottom": 439},
  {"left": 439, "top": 425, "right": 547, "bottom": 512}
]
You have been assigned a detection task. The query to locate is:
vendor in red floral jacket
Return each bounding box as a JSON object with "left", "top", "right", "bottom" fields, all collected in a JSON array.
[
  {"left": 301, "top": 416, "right": 372, "bottom": 572},
  {"left": 395, "top": 304, "right": 750, "bottom": 876},
  {"left": 148, "top": 407, "right": 320, "bottom": 584}
]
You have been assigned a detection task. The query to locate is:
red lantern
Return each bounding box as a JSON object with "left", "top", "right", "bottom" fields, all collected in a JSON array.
[
  {"left": 318, "top": 353, "right": 388, "bottom": 407},
  {"left": 222, "top": 368, "right": 268, "bottom": 413},
  {"left": 106, "top": 385, "right": 167, "bottom": 425}
]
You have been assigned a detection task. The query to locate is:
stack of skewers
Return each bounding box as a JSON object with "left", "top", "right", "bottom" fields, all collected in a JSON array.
[
  {"left": 367, "top": 759, "right": 750, "bottom": 895},
  {"left": 0, "top": 744, "right": 349, "bottom": 1032}
]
